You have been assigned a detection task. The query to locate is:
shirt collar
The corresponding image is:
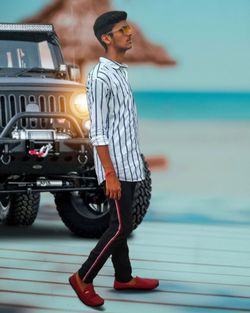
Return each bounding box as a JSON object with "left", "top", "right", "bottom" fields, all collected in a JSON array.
[{"left": 100, "top": 57, "right": 128, "bottom": 69}]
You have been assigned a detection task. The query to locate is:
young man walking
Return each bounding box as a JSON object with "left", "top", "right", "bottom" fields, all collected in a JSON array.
[{"left": 69, "top": 11, "right": 159, "bottom": 307}]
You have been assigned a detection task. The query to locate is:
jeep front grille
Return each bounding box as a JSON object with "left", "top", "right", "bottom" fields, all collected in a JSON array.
[{"left": 0, "top": 93, "right": 68, "bottom": 128}]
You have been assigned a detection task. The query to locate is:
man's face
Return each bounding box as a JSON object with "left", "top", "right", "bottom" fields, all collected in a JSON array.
[{"left": 108, "top": 20, "right": 133, "bottom": 52}]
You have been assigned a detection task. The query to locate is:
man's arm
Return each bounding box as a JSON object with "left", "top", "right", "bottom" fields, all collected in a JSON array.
[
  {"left": 87, "top": 78, "right": 121, "bottom": 200},
  {"left": 95, "top": 145, "right": 121, "bottom": 200}
]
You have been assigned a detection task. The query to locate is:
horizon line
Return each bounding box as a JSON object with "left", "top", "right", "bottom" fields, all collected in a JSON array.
[{"left": 133, "top": 89, "right": 250, "bottom": 93}]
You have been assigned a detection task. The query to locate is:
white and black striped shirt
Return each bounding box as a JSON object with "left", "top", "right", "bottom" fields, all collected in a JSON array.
[{"left": 86, "top": 57, "right": 145, "bottom": 185}]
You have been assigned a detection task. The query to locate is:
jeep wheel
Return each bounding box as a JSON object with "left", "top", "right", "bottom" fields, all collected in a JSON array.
[
  {"left": 132, "top": 155, "right": 152, "bottom": 230},
  {"left": 3, "top": 193, "right": 40, "bottom": 226},
  {"left": 55, "top": 192, "right": 111, "bottom": 238},
  {"left": 55, "top": 154, "right": 152, "bottom": 238}
]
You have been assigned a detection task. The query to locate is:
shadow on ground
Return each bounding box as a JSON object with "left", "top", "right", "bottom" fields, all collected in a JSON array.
[
  {"left": 0, "top": 223, "right": 136, "bottom": 241},
  {"left": 0, "top": 223, "right": 75, "bottom": 240}
]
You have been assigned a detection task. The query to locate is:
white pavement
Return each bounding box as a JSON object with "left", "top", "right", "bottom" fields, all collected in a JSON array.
[{"left": 1, "top": 217, "right": 250, "bottom": 313}]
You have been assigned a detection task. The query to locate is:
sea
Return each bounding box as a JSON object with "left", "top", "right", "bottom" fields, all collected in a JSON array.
[{"left": 134, "top": 91, "right": 250, "bottom": 120}]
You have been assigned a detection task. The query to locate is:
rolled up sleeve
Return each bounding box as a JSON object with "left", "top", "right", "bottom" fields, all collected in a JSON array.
[{"left": 87, "top": 78, "right": 110, "bottom": 146}]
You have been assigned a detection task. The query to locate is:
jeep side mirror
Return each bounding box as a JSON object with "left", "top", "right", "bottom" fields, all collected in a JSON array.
[{"left": 67, "top": 64, "right": 81, "bottom": 82}]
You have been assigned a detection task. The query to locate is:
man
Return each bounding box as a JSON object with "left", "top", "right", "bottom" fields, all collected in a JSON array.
[{"left": 69, "top": 11, "right": 159, "bottom": 307}]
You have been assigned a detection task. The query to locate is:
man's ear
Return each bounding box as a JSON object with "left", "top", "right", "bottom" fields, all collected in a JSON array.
[{"left": 101, "top": 34, "right": 112, "bottom": 46}]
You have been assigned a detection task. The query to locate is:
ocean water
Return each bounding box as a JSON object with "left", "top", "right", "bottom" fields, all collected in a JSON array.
[{"left": 134, "top": 91, "right": 250, "bottom": 120}]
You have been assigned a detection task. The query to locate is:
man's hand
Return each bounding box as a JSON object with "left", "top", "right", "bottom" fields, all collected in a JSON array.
[
  {"left": 105, "top": 172, "right": 121, "bottom": 200},
  {"left": 95, "top": 145, "right": 122, "bottom": 200}
]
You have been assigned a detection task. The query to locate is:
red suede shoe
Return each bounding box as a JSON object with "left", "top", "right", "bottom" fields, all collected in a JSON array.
[
  {"left": 69, "top": 272, "right": 104, "bottom": 307},
  {"left": 114, "top": 276, "right": 159, "bottom": 290}
]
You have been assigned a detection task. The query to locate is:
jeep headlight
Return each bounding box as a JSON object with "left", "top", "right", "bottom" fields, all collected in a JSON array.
[{"left": 71, "top": 93, "right": 90, "bottom": 129}]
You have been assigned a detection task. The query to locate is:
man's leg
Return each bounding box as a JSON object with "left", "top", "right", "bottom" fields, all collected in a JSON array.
[
  {"left": 78, "top": 181, "right": 137, "bottom": 283},
  {"left": 69, "top": 180, "right": 158, "bottom": 307},
  {"left": 111, "top": 182, "right": 137, "bottom": 282},
  {"left": 111, "top": 240, "right": 132, "bottom": 282}
]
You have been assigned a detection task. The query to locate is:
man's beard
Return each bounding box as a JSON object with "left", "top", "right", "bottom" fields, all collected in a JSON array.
[{"left": 116, "top": 45, "right": 132, "bottom": 53}]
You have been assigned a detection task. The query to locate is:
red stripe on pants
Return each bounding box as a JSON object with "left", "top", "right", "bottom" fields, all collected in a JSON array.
[{"left": 82, "top": 200, "right": 122, "bottom": 282}]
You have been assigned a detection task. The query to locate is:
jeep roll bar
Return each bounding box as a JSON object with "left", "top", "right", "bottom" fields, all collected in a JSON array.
[{"left": 0, "top": 112, "right": 85, "bottom": 138}]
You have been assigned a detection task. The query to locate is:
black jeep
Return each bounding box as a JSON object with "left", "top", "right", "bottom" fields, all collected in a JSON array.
[{"left": 0, "top": 23, "right": 152, "bottom": 238}]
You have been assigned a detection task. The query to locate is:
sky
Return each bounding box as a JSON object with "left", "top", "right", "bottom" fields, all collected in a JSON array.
[{"left": 0, "top": 0, "right": 249, "bottom": 91}]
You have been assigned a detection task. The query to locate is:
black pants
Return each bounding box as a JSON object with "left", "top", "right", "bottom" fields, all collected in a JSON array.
[{"left": 78, "top": 181, "right": 137, "bottom": 283}]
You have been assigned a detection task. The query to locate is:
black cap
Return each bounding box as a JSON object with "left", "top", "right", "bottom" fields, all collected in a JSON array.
[{"left": 93, "top": 11, "right": 127, "bottom": 38}]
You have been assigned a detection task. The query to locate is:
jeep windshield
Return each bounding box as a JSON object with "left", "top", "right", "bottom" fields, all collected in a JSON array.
[{"left": 0, "top": 32, "right": 63, "bottom": 77}]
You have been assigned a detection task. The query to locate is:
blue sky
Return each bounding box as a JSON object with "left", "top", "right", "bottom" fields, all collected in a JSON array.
[{"left": 0, "top": 0, "right": 249, "bottom": 91}]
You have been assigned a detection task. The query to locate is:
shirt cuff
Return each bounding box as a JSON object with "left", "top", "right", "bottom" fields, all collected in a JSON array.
[{"left": 90, "top": 135, "right": 109, "bottom": 146}]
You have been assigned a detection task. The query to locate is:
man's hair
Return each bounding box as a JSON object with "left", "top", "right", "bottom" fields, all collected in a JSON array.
[{"left": 93, "top": 11, "right": 127, "bottom": 50}]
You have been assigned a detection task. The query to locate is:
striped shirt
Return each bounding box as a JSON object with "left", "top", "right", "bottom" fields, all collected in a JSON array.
[{"left": 86, "top": 57, "right": 145, "bottom": 185}]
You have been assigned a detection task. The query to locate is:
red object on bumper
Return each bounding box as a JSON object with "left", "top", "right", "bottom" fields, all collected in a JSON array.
[{"left": 28, "top": 150, "right": 45, "bottom": 158}]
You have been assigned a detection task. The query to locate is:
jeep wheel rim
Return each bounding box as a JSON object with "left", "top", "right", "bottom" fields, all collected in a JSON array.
[
  {"left": 0, "top": 196, "right": 10, "bottom": 220},
  {"left": 88, "top": 200, "right": 110, "bottom": 214},
  {"left": 70, "top": 192, "right": 110, "bottom": 217}
]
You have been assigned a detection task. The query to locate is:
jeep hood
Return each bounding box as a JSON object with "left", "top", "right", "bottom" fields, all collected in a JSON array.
[{"left": 0, "top": 77, "right": 85, "bottom": 92}]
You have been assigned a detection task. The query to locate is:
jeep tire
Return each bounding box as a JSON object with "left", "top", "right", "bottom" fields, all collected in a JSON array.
[
  {"left": 0, "top": 193, "right": 40, "bottom": 226},
  {"left": 55, "top": 155, "right": 152, "bottom": 238}
]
